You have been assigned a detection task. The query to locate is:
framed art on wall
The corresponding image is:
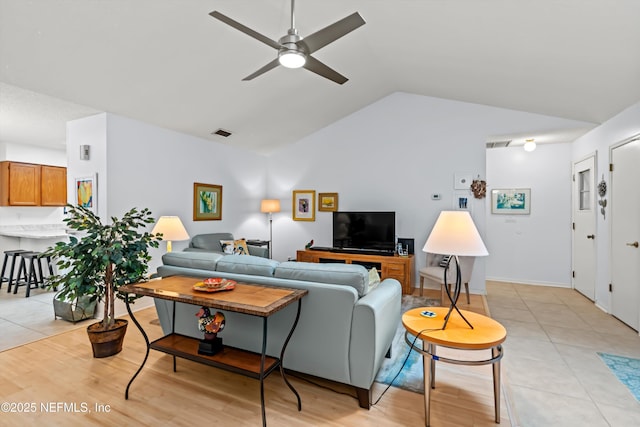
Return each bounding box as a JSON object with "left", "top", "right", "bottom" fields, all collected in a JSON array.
[
  {"left": 292, "top": 190, "right": 316, "bottom": 221},
  {"left": 194, "top": 182, "right": 222, "bottom": 221},
  {"left": 318, "top": 192, "right": 338, "bottom": 212},
  {"left": 491, "top": 188, "right": 531, "bottom": 214},
  {"left": 454, "top": 173, "right": 473, "bottom": 190},
  {"left": 75, "top": 174, "right": 97, "bottom": 213},
  {"left": 454, "top": 191, "right": 471, "bottom": 212}
]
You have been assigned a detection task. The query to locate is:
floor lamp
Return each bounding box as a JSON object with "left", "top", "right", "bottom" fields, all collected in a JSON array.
[
  {"left": 423, "top": 211, "right": 488, "bottom": 329},
  {"left": 151, "top": 216, "right": 190, "bottom": 252},
  {"left": 260, "top": 199, "right": 281, "bottom": 259}
]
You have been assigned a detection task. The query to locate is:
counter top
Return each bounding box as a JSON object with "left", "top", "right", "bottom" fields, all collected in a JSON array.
[{"left": 0, "top": 224, "right": 70, "bottom": 240}]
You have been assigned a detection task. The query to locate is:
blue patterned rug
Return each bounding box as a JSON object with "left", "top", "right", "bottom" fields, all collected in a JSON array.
[
  {"left": 374, "top": 295, "right": 440, "bottom": 394},
  {"left": 598, "top": 352, "right": 640, "bottom": 401}
]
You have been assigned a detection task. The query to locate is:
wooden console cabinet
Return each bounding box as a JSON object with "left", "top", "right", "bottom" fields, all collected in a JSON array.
[
  {"left": 0, "top": 161, "right": 67, "bottom": 206},
  {"left": 297, "top": 249, "right": 414, "bottom": 295}
]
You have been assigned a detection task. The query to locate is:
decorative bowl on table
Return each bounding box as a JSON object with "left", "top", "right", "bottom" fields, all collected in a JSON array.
[{"left": 193, "top": 278, "right": 237, "bottom": 292}]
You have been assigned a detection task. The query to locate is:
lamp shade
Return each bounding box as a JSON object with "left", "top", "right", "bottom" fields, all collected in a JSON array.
[
  {"left": 423, "top": 211, "right": 488, "bottom": 256},
  {"left": 260, "top": 199, "right": 281, "bottom": 213},
  {"left": 151, "top": 216, "right": 190, "bottom": 241}
]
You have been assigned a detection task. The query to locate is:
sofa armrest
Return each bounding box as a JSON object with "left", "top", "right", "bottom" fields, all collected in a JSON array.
[
  {"left": 349, "top": 278, "right": 402, "bottom": 389},
  {"left": 247, "top": 245, "right": 269, "bottom": 258}
]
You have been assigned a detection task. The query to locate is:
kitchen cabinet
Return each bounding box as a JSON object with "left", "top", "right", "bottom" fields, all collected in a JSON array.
[
  {"left": 40, "top": 165, "right": 67, "bottom": 206},
  {"left": 0, "top": 161, "right": 67, "bottom": 207}
]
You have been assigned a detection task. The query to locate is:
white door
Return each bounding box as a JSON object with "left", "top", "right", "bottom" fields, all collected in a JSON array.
[
  {"left": 611, "top": 137, "right": 640, "bottom": 330},
  {"left": 572, "top": 155, "right": 597, "bottom": 300}
]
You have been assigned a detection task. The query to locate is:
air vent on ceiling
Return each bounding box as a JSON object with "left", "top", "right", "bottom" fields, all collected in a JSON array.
[
  {"left": 486, "top": 140, "right": 511, "bottom": 149},
  {"left": 212, "top": 128, "right": 232, "bottom": 138}
]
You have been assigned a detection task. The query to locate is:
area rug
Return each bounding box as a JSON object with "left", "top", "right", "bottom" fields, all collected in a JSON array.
[
  {"left": 374, "top": 295, "right": 440, "bottom": 394},
  {"left": 597, "top": 352, "right": 640, "bottom": 401}
]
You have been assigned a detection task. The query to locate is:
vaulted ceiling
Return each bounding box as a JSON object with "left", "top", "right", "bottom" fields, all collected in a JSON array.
[{"left": 1, "top": 0, "right": 639, "bottom": 154}]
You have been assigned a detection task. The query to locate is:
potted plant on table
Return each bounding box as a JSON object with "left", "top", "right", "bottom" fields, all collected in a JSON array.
[{"left": 44, "top": 204, "right": 161, "bottom": 358}]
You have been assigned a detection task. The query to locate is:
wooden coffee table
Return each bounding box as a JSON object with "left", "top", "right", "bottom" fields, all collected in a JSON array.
[
  {"left": 120, "top": 275, "right": 308, "bottom": 427},
  {"left": 402, "top": 307, "right": 507, "bottom": 427}
]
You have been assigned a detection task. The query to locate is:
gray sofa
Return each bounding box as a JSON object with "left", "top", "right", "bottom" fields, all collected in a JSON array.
[
  {"left": 184, "top": 233, "right": 269, "bottom": 258},
  {"left": 155, "top": 251, "right": 402, "bottom": 409}
]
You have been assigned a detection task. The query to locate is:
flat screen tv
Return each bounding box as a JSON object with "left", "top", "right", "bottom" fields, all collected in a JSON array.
[{"left": 333, "top": 211, "right": 396, "bottom": 253}]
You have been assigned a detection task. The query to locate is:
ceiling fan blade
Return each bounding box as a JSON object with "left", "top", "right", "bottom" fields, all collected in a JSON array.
[
  {"left": 300, "top": 12, "right": 365, "bottom": 54},
  {"left": 242, "top": 58, "right": 281, "bottom": 81},
  {"left": 303, "top": 56, "right": 348, "bottom": 85},
  {"left": 210, "top": 11, "right": 281, "bottom": 50}
]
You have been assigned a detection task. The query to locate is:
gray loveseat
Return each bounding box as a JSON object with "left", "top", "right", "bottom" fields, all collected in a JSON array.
[
  {"left": 184, "top": 233, "right": 269, "bottom": 258},
  {"left": 155, "top": 251, "right": 402, "bottom": 408}
]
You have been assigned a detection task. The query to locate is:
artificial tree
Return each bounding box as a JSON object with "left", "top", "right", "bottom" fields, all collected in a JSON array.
[{"left": 45, "top": 204, "right": 161, "bottom": 333}]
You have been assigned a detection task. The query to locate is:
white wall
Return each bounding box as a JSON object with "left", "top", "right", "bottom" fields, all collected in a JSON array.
[
  {"left": 0, "top": 142, "right": 67, "bottom": 225},
  {"left": 67, "top": 113, "right": 269, "bottom": 274},
  {"left": 486, "top": 143, "right": 573, "bottom": 286},
  {"left": 572, "top": 101, "right": 640, "bottom": 311},
  {"left": 267, "top": 92, "right": 592, "bottom": 294}
]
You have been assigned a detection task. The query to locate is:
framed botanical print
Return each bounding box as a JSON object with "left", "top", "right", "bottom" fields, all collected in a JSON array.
[
  {"left": 318, "top": 192, "right": 338, "bottom": 212},
  {"left": 292, "top": 190, "right": 316, "bottom": 221},
  {"left": 194, "top": 182, "right": 222, "bottom": 221}
]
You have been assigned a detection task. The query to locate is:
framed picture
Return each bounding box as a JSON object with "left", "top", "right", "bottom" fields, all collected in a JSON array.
[
  {"left": 318, "top": 192, "right": 338, "bottom": 212},
  {"left": 491, "top": 188, "right": 531, "bottom": 214},
  {"left": 194, "top": 182, "right": 222, "bottom": 221},
  {"left": 292, "top": 190, "right": 316, "bottom": 221},
  {"left": 75, "top": 174, "right": 97, "bottom": 213},
  {"left": 454, "top": 191, "right": 471, "bottom": 211},
  {"left": 454, "top": 173, "right": 473, "bottom": 190}
]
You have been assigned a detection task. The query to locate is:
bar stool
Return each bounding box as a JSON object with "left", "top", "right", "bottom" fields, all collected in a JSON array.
[
  {"left": 13, "top": 251, "right": 44, "bottom": 297},
  {"left": 1, "top": 249, "right": 28, "bottom": 293}
]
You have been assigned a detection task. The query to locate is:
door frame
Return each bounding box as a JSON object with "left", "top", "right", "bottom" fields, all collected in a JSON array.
[{"left": 571, "top": 152, "right": 597, "bottom": 299}]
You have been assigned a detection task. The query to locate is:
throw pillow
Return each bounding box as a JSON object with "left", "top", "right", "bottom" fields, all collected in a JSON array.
[
  {"left": 368, "top": 268, "right": 381, "bottom": 291},
  {"left": 220, "top": 239, "right": 250, "bottom": 255},
  {"left": 234, "top": 238, "right": 249, "bottom": 255},
  {"left": 439, "top": 255, "right": 452, "bottom": 268},
  {"left": 220, "top": 239, "right": 235, "bottom": 254}
]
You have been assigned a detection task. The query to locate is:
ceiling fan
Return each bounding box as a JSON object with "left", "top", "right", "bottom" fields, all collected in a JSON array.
[{"left": 209, "top": 0, "right": 365, "bottom": 84}]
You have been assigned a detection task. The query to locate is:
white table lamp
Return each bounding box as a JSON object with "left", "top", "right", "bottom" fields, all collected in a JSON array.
[
  {"left": 151, "top": 216, "right": 189, "bottom": 252},
  {"left": 423, "top": 211, "right": 488, "bottom": 329},
  {"left": 261, "top": 199, "right": 281, "bottom": 258}
]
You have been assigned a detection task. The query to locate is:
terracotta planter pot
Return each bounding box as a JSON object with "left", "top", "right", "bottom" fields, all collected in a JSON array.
[{"left": 86, "top": 319, "right": 128, "bottom": 358}]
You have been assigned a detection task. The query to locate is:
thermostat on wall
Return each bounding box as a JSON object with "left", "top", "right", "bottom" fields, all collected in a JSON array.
[{"left": 431, "top": 193, "right": 442, "bottom": 200}]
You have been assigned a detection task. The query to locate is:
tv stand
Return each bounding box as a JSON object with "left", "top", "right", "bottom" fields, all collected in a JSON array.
[{"left": 297, "top": 249, "right": 414, "bottom": 295}]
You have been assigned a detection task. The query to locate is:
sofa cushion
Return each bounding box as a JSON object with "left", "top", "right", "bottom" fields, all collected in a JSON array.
[
  {"left": 275, "top": 261, "right": 370, "bottom": 296},
  {"left": 162, "top": 251, "right": 223, "bottom": 271},
  {"left": 215, "top": 254, "right": 279, "bottom": 277}
]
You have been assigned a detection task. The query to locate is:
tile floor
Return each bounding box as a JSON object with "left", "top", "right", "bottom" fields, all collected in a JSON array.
[
  {"left": 0, "top": 284, "right": 87, "bottom": 352},
  {"left": 486, "top": 280, "right": 640, "bottom": 427},
  {"left": 2, "top": 280, "right": 640, "bottom": 426}
]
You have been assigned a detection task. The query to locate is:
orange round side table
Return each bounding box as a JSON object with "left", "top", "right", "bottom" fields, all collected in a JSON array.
[{"left": 402, "top": 307, "right": 507, "bottom": 426}]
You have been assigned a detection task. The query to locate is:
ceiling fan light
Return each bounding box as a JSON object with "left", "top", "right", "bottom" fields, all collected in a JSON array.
[
  {"left": 279, "top": 50, "right": 306, "bottom": 68},
  {"left": 524, "top": 140, "right": 537, "bottom": 152}
]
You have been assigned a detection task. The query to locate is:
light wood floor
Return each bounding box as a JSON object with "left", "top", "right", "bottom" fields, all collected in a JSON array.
[{"left": 0, "top": 289, "right": 510, "bottom": 426}]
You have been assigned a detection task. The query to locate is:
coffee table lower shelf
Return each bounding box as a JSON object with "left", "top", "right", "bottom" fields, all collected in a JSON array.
[{"left": 150, "top": 333, "right": 280, "bottom": 378}]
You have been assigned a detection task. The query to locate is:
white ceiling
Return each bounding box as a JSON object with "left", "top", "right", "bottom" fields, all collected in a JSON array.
[{"left": 1, "top": 0, "right": 639, "bottom": 154}]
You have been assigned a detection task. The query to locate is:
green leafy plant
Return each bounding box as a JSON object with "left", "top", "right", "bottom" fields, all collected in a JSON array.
[{"left": 44, "top": 204, "right": 161, "bottom": 331}]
